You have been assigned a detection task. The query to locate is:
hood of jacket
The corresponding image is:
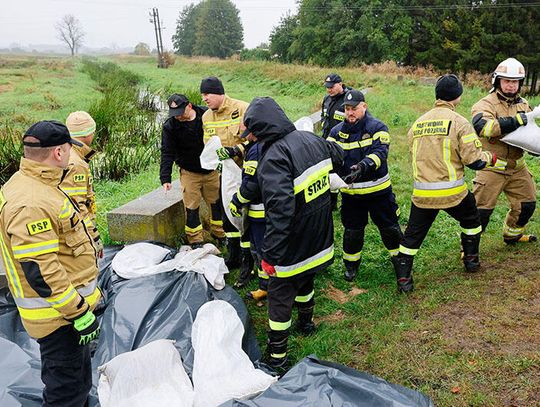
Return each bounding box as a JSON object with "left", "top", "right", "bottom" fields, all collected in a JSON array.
[{"left": 244, "top": 97, "right": 296, "bottom": 143}]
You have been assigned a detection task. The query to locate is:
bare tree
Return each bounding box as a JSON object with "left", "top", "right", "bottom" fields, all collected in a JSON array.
[{"left": 55, "top": 15, "right": 85, "bottom": 56}]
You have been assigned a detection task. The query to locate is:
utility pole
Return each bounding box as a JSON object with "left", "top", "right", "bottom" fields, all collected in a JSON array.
[{"left": 149, "top": 7, "right": 166, "bottom": 68}]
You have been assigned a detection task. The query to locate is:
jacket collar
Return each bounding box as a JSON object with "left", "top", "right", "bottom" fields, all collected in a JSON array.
[
  {"left": 72, "top": 143, "right": 96, "bottom": 163},
  {"left": 216, "top": 94, "right": 233, "bottom": 114},
  {"left": 495, "top": 89, "right": 522, "bottom": 105},
  {"left": 434, "top": 100, "right": 456, "bottom": 111},
  {"left": 19, "top": 158, "right": 65, "bottom": 187}
]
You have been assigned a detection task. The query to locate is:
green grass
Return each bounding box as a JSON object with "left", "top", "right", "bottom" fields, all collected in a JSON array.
[{"left": 1, "top": 54, "right": 539, "bottom": 406}]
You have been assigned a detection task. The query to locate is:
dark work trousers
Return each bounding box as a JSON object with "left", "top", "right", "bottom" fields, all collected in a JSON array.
[
  {"left": 37, "top": 325, "right": 92, "bottom": 407},
  {"left": 218, "top": 196, "right": 240, "bottom": 238},
  {"left": 268, "top": 272, "right": 315, "bottom": 330},
  {"left": 401, "top": 191, "right": 481, "bottom": 252}
]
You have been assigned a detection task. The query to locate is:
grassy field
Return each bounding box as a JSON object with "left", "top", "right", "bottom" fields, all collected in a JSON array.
[{"left": 1, "top": 54, "right": 539, "bottom": 406}]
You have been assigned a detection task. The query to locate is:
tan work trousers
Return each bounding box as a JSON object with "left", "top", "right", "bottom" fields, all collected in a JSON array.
[
  {"left": 181, "top": 169, "right": 224, "bottom": 243},
  {"left": 473, "top": 166, "right": 537, "bottom": 237}
]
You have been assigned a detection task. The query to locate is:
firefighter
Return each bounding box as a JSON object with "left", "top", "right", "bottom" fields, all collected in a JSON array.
[
  {"left": 229, "top": 135, "right": 268, "bottom": 300},
  {"left": 321, "top": 73, "right": 351, "bottom": 211},
  {"left": 200, "top": 76, "right": 254, "bottom": 286},
  {"left": 471, "top": 58, "right": 540, "bottom": 244},
  {"left": 0, "top": 121, "right": 101, "bottom": 406},
  {"left": 328, "top": 89, "right": 402, "bottom": 282},
  {"left": 160, "top": 93, "right": 225, "bottom": 248},
  {"left": 243, "top": 97, "right": 344, "bottom": 371},
  {"left": 64, "top": 111, "right": 103, "bottom": 258},
  {"left": 394, "top": 75, "right": 496, "bottom": 293}
]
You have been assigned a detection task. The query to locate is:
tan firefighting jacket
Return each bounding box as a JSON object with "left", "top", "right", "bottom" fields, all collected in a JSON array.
[
  {"left": 202, "top": 95, "right": 249, "bottom": 152},
  {"left": 0, "top": 158, "right": 100, "bottom": 339},
  {"left": 62, "top": 144, "right": 100, "bottom": 243},
  {"left": 471, "top": 91, "right": 531, "bottom": 174},
  {"left": 408, "top": 100, "right": 492, "bottom": 209}
]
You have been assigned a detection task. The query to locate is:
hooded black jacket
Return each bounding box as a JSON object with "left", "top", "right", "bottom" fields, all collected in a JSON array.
[
  {"left": 321, "top": 85, "right": 352, "bottom": 138},
  {"left": 244, "top": 97, "right": 344, "bottom": 278},
  {"left": 159, "top": 105, "right": 210, "bottom": 184}
]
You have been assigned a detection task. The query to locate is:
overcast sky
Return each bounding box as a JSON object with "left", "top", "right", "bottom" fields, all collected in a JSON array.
[{"left": 0, "top": 0, "right": 298, "bottom": 50}]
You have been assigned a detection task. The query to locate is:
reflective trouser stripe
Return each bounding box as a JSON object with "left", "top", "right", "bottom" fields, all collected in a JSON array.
[
  {"left": 240, "top": 241, "right": 250, "bottom": 249},
  {"left": 274, "top": 245, "right": 334, "bottom": 278},
  {"left": 16, "top": 285, "right": 100, "bottom": 321},
  {"left": 295, "top": 290, "right": 314, "bottom": 303},
  {"left": 210, "top": 219, "right": 223, "bottom": 226},
  {"left": 185, "top": 224, "right": 203, "bottom": 233},
  {"left": 258, "top": 269, "right": 269, "bottom": 279},
  {"left": 0, "top": 233, "right": 23, "bottom": 298},
  {"left": 388, "top": 248, "right": 399, "bottom": 256},
  {"left": 343, "top": 251, "right": 361, "bottom": 262},
  {"left": 399, "top": 245, "right": 418, "bottom": 256},
  {"left": 503, "top": 224, "right": 524, "bottom": 237},
  {"left": 248, "top": 210, "right": 265, "bottom": 218},
  {"left": 462, "top": 226, "right": 482, "bottom": 235},
  {"left": 226, "top": 232, "right": 241, "bottom": 238},
  {"left": 271, "top": 352, "right": 287, "bottom": 358},
  {"left": 12, "top": 240, "right": 60, "bottom": 259},
  {"left": 269, "top": 319, "right": 292, "bottom": 331}
]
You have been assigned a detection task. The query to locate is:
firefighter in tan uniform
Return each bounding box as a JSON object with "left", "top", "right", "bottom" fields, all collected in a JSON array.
[
  {"left": 471, "top": 58, "right": 540, "bottom": 244},
  {"left": 64, "top": 111, "right": 104, "bottom": 257},
  {"left": 200, "top": 76, "right": 254, "bottom": 286},
  {"left": 0, "top": 121, "right": 101, "bottom": 407},
  {"left": 393, "top": 75, "right": 496, "bottom": 293}
]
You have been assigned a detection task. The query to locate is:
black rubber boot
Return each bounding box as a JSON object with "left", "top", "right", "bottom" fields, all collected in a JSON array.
[
  {"left": 224, "top": 237, "right": 240, "bottom": 269},
  {"left": 296, "top": 305, "right": 316, "bottom": 336},
  {"left": 234, "top": 248, "right": 254, "bottom": 287},
  {"left": 461, "top": 233, "right": 481, "bottom": 272},
  {"left": 504, "top": 234, "right": 538, "bottom": 244},
  {"left": 392, "top": 255, "right": 414, "bottom": 293},
  {"left": 343, "top": 260, "right": 359, "bottom": 282},
  {"left": 265, "top": 330, "right": 290, "bottom": 376}
]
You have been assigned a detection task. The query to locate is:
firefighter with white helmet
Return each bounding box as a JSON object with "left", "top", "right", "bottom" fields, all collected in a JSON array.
[{"left": 471, "top": 58, "right": 540, "bottom": 244}]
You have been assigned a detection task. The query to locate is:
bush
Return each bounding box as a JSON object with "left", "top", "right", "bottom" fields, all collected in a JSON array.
[
  {"left": 0, "top": 123, "right": 23, "bottom": 185},
  {"left": 161, "top": 51, "right": 176, "bottom": 67},
  {"left": 80, "top": 58, "right": 141, "bottom": 92},
  {"left": 240, "top": 48, "right": 271, "bottom": 61}
]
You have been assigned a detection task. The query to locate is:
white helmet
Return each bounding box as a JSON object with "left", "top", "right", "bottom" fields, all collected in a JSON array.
[{"left": 491, "top": 58, "right": 525, "bottom": 89}]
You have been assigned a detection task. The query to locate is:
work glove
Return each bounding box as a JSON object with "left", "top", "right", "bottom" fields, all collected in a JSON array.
[
  {"left": 498, "top": 113, "right": 527, "bottom": 134},
  {"left": 229, "top": 197, "right": 241, "bottom": 218},
  {"left": 261, "top": 259, "right": 276, "bottom": 277},
  {"left": 216, "top": 146, "right": 240, "bottom": 161},
  {"left": 525, "top": 106, "right": 540, "bottom": 122},
  {"left": 71, "top": 308, "right": 100, "bottom": 346},
  {"left": 343, "top": 160, "right": 369, "bottom": 184}
]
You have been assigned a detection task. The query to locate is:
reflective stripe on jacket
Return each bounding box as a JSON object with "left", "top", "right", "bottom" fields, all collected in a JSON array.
[
  {"left": 408, "top": 100, "right": 490, "bottom": 209},
  {"left": 202, "top": 95, "right": 249, "bottom": 148},
  {"left": 0, "top": 158, "right": 100, "bottom": 339}
]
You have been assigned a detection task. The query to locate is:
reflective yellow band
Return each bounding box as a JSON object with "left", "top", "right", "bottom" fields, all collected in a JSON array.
[
  {"left": 374, "top": 131, "right": 390, "bottom": 144},
  {"left": 237, "top": 191, "right": 250, "bottom": 204},
  {"left": 388, "top": 248, "right": 399, "bottom": 257},
  {"left": 63, "top": 187, "right": 87, "bottom": 196},
  {"left": 462, "top": 133, "right": 479, "bottom": 144},
  {"left": 295, "top": 290, "right": 314, "bottom": 303},
  {"left": 12, "top": 239, "right": 60, "bottom": 259},
  {"left": 341, "top": 178, "right": 391, "bottom": 195},
  {"left": 516, "top": 113, "right": 525, "bottom": 125},
  {"left": 210, "top": 219, "right": 223, "bottom": 226},
  {"left": 185, "top": 224, "right": 203, "bottom": 233},
  {"left": 258, "top": 269, "right": 269, "bottom": 279},
  {"left": 0, "top": 232, "right": 24, "bottom": 298},
  {"left": 481, "top": 120, "right": 495, "bottom": 138},
  {"left": 240, "top": 241, "right": 251, "bottom": 249},
  {"left": 275, "top": 245, "right": 334, "bottom": 278},
  {"left": 226, "top": 232, "right": 241, "bottom": 238},
  {"left": 503, "top": 224, "right": 524, "bottom": 237},
  {"left": 248, "top": 209, "right": 265, "bottom": 218},
  {"left": 271, "top": 352, "right": 287, "bottom": 358},
  {"left": 343, "top": 251, "right": 361, "bottom": 262},
  {"left": 367, "top": 154, "right": 381, "bottom": 169},
  {"left": 399, "top": 245, "right": 418, "bottom": 256},
  {"left": 443, "top": 138, "right": 457, "bottom": 181},
  {"left": 46, "top": 285, "right": 78, "bottom": 308},
  {"left": 204, "top": 117, "right": 242, "bottom": 128},
  {"left": 461, "top": 226, "right": 482, "bottom": 236},
  {"left": 293, "top": 160, "right": 332, "bottom": 194},
  {"left": 59, "top": 199, "right": 72, "bottom": 219},
  {"left": 269, "top": 319, "right": 292, "bottom": 331},
  {"left": 413, "top": 183, "right": 467, "bottom": 198}
]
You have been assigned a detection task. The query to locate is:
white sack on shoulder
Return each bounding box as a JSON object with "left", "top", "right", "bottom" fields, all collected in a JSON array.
[
  {"left": 192, "top": 300, "right": 277, "bottom": 407},
  {"left": 97, "top": 339, "right": 193, "bottom": 407},
  {"left": 501, "top": 118, "right": 540, "bottom": 155},
  {"left": 199, "top": 136, "right": 222, "bottom": 170}
]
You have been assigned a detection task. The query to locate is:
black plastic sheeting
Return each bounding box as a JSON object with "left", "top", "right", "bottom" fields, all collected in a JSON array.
[
  {"left": 219, "top": 356, "right": 434, "bottom": 407},
  {"left": 0, "top": 245, "right": 261, "bottom": 407},
  {"left": 0, "top": 244, "right": 434, "bottom": 407}
]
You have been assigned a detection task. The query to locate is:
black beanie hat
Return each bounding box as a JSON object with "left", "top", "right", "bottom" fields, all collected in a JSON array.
[
  {"left": 200, "top": 76, "right": 225, "bottom": 95},
  {"left": 435, "top": 74, "right": 463, "bottom": 101}
]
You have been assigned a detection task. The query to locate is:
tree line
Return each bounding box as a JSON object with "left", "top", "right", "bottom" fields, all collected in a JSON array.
[{"left": 269, "top": 0, "right": 540, "bottom": 92}]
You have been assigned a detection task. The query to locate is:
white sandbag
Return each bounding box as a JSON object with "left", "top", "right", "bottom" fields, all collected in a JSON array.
[
  {"left": 112, "top": 243, "right": 228, "bottom": 289},
  {"left": 330, "top": 173, "right": 348, "bottom": 191},
  {"left": 192, "top": 301, "right": 277, "bottom": 407},
  {"left": 294, "top": 116, "right": 314, "bottom": 132},
  {"left": 97, "top": 339, "right": 194, "bottom": 407},
  {"left": 200, "top": 136, "right": 222, "bottom": 170},
  {"left": 501, "top": 118, "right": 540, "bottom": 154},
  {"left": 111, "top": 242, "right": 170, "bottom": 279},
  {"left": 221, "top": 159, "right": 243, "bottom": 232}
]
